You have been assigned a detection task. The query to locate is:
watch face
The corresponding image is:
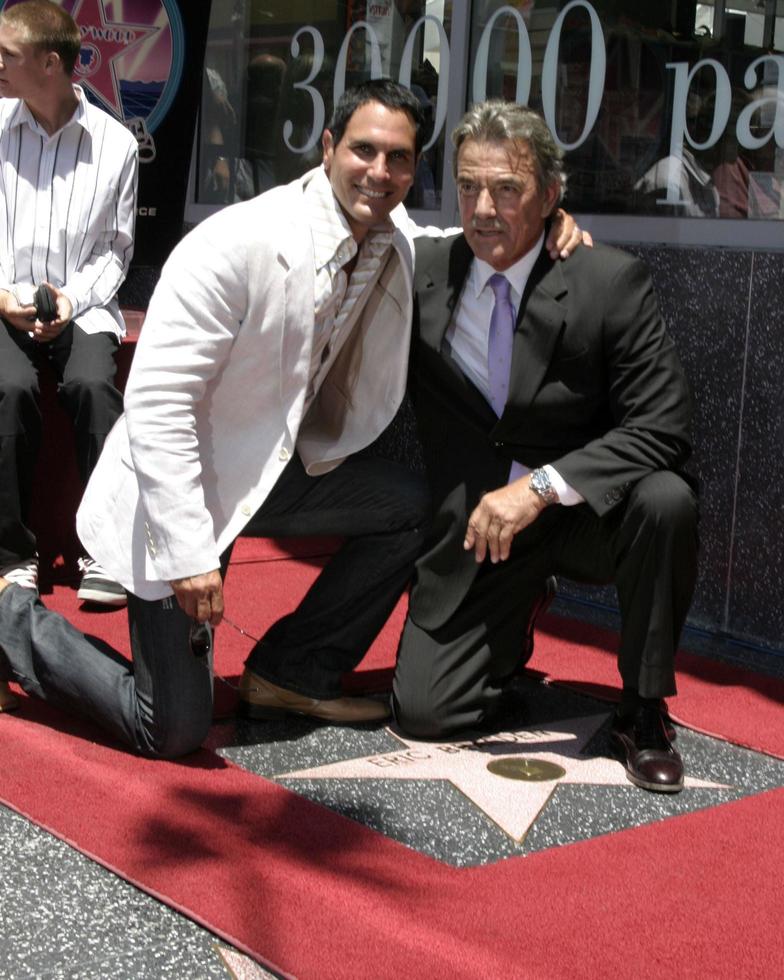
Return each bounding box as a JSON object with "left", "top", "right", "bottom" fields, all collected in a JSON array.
[{"left": 531, "top": 469, "right": 556, "bottom": 503}]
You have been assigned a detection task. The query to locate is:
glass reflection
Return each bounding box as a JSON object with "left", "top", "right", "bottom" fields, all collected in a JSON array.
[
  {"left": 469, "top": 0, "right": 783, "bottom": 220},
  {"left": 196, "top": 0, "right": 451, "bottom": 210}
]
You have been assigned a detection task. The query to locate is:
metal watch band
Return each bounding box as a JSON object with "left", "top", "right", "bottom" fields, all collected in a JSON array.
[{"left": 529, "top": 467, "right": 559, "bottom": 506}]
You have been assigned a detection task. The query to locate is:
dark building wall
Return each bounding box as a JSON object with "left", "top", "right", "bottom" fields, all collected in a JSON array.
[{"left": 560, "top": 243, "right": 783, "bottom": 658}]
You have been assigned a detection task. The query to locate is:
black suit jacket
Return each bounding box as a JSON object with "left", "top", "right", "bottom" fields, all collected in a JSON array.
[{"left": 408, "top": 233, "right": 693, "bottom": 630}]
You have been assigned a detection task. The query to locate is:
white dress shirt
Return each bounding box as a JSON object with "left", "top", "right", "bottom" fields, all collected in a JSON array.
[
  {"left": 446, "top": 235, "right": 583, "bottom": 505},
  {"left": 0, "top": 85, "right": 138, "bottom": 337}
]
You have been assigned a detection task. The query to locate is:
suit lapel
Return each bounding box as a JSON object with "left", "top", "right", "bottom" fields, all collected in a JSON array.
[
  {"left": 417, "top": 236, "right": 569, "bottom": 421},
  {"left": 417, "top": 234, "right": 473, "bottom": 351},
  {"left": 507, "top": 249, "right": 568, "bottom": 412},
  {"left": 417, "top": 236, "right": 495, "bottom": 419},
  {"left": 278, "top": 202, "right": 316, "bottom": 423}
]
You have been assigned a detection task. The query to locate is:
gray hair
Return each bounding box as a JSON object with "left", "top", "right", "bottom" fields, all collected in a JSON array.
[{"left": 451, "top": 101, "right": 566, "bottom": 202}]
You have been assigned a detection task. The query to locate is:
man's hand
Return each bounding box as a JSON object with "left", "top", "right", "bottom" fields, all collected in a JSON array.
[
  {"left": 30, "top": 284, "right": 72, "bottom": 342},
  {"left": 210, "top": 154, "right": 230, "bottom": 198},
  {"left": 0, "top": 288, "right": 37, "bottom": 332},
  {"left": 170, "top": 569, "right": 224, "bottom": 625},
  {"left": 0, "top": 285, "right": 73, "bottom": 339},
  {"left": 464, "top": 475, "right": 549, "bottom": 564},
  {"left": 546, "top": 208, "right": 594, "bottom": 260}
]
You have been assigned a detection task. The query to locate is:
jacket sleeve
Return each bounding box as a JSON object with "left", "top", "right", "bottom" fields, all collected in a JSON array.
[
  {"left": 122, "top": 211, "right": 252, "bottom": 582},
  {"left": 551, "top": 256, "right": 693, "bottom": 515}
]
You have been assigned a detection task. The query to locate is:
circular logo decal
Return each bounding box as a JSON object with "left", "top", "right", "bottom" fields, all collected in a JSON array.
[{"left": 1, "top": 0, "right": 184, "bottom": 133}]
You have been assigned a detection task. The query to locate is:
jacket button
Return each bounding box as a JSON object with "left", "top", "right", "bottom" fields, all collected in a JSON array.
[
  {"left": 278, "top": 447, "right": 291, "bottom": 461},
  {"left": 241, "top": 504, "right": 251, "bottom": 516}
]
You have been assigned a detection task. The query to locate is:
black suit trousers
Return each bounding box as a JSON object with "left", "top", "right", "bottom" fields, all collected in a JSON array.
[
  {"left": 393, "top": 470, "right": 698, "bottom": 738},
  {"left": 240, "top": 452, "right": 429, "bottom": 699},
  {"left": 0, "top": 320, "right": 122, "bottom": 567}
]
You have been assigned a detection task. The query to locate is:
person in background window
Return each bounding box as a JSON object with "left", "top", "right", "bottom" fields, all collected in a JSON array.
[
  {"left": 201, "top": 66, "right": 254, "bottom": 203},
  {"left": 634, "top": 94, "right": 719, "bottom": 217},
  {"left": 244, "top": 53, "right": 285, "bottom": 195},
  {"left": 712, "top": 88, "right": 784, "bottom": 220}
]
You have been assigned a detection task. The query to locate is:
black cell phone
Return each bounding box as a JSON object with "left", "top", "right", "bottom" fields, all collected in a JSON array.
[
  {"left": 189, "top": 622, "right": 212, "bottom": 659},
  {"left": 34, "top": 284, "right": 57, "bottom": 322}
]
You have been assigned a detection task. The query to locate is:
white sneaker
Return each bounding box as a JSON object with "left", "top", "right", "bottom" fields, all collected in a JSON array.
[
  {"left": 77, "top": 557, "right": 126, "bottom": 607},
  {"left": 0, "top": 557, "right": 39, "bottom": 591}
]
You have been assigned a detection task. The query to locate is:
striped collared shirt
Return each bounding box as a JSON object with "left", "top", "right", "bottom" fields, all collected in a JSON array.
[
  {"left": 304, "top": 166, "right": 394, "bottom": 407},
  {"left": 0, "top": 85, "right": 138, "bottom": 337}
]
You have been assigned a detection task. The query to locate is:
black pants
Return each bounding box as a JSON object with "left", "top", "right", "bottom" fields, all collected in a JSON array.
[
  {"left": 0, "top": 320, "right": 122, "bottom": 567},
  {"left": 241, "top": 452, "right": 429, "bottom": 698},
  {"left": 393, "top": 471, "right": 699, "bottom": 737}
]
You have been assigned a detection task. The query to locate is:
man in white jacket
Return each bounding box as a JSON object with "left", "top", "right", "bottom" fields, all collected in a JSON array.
[{"left": 0, "top": 79, "right": 578, "bottom": 755}]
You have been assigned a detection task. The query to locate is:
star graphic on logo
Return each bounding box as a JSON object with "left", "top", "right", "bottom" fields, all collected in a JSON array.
[
  {"left": 281, "top": 715, "right": 728, "bottom": 842},
  {"left": 71, "top": 0, "right": 158, "bottom": 119}
]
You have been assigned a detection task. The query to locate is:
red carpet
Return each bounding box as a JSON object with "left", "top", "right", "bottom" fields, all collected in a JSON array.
[{"left": 2, "top": 540, "right": 784, "bottom": 978}]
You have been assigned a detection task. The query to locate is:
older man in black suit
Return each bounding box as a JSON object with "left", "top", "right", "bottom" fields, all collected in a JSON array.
[{"left": 393, "top": 101, "right": 698, "bottom": 793}]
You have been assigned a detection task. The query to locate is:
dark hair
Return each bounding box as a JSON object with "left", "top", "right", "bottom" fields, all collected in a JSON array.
[
  {"left": 0, "top": 0, "right": 81, "bottom": 75},
  {"left": 326, "top": 78, "right": 426, "bottom": 155},
  {"left": 452, "top": 100, "right": 566, "bottom": 203}
]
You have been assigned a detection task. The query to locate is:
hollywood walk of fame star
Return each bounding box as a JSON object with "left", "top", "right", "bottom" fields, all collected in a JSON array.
[
  {"left": 280, "top": 715, "right": 728, "bottom": 842},
  {"left": 215, "top": 945, "right": 275, "bottom": 979},
  {"left": 71, "top": 0, "right": 158, "bottom": 119}
]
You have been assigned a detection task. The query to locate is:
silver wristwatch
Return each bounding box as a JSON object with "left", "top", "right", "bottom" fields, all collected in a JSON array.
[{"left": 529, "top": 467, "right": 559, "bottom": 506}]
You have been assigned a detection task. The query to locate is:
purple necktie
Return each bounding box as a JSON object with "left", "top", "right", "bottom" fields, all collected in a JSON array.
[{"left": 487, "top": 273, "right": 515, "bottom": 417}]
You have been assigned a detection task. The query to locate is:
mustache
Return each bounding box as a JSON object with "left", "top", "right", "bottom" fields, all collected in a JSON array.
[{"left": 470, "top": 219, "right": 504, "bottom": 232}]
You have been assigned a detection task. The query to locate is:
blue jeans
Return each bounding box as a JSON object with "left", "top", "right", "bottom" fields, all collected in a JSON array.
[{"left": 0, "top": 586, "right": 213, "bottom": 757}]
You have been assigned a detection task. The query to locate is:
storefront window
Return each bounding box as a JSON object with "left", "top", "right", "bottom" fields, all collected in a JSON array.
[
  {"left": 468, "top": 0, "right": 784, "bottom": 220},
  {"left": 196, "top": 0, "right": 452, "bottom": 210}
]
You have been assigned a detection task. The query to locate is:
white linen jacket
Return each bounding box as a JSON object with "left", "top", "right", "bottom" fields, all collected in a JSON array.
[{"left": 77, "top": 169, "right": 419, "bottom": 599}]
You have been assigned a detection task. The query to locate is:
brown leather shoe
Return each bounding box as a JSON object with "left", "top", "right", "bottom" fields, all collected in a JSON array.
[
  {"left": 238, "top": 669, "right": 390, "bottom": 724},
  {"left": 0, "top": 679, "right": 19, "bottom": 713}
]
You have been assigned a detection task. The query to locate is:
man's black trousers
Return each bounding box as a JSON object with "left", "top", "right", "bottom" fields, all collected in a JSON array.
[
  {"left": 0, "top": 320, "right": 122, "bottom": 567},
  {"left": 394, "top": 471, "right": 699, "bottom": 737}
]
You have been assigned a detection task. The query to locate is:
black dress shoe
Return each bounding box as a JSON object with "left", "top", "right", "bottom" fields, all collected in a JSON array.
[{"left": 610, "top": 704, "right": 684, "bottom": 793}]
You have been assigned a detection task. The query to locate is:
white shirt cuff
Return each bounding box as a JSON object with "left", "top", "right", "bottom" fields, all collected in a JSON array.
[{"left": 544, "top": 465, "right": 584, "bottom": 506}]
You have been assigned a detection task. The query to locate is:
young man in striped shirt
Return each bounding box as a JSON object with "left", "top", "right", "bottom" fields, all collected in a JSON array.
[{"left": 0, "top": 0, "right": 138, "bottom": 613}]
